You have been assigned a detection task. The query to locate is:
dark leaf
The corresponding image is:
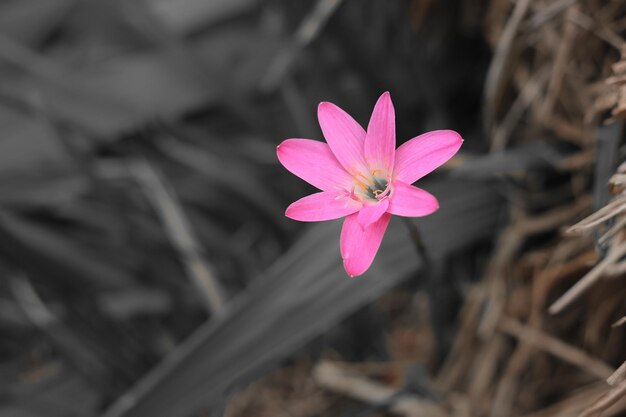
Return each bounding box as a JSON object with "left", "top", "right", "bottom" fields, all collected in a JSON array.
[{"left": 100, "top": 179, "right": 505, "bottom": 417}]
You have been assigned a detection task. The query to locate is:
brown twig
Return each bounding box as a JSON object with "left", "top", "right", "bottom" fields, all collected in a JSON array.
[
  {"left": 314, "top": 361, "right": 449, "bottom": 417},
  {"left": 498, "top": 317, "right": 613, "bottom": 380},
  {"left": 549, "top": 241, "right": 626, "bottom": 314},
  {"left": 579, "top": 379, "right": 626, "bottom": 417}
]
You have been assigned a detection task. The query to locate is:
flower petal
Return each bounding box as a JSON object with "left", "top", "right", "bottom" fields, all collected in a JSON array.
[
  {"left": 340, "top": 212, "right": 391, "bottom": 277},
  {"left": 277, "top": 139, "right": 352, "bottom": 191},
  {"left": 286, "top": 191, "right": 361, "bottom": 222},
  {"left": 317, "top": 101, "right": 368, "bottom": 175},
  {"left": 364, "top": 91, "right": 396, "bottom": 175},
  {"left": 356, "top": 198, "right": 389, "bottom": 229},
  {"left": 387, "top": 181, "right": 439, "bottom": 217},
  {"left": 393, "top": 130, "right": 462, "bottom": 184}
]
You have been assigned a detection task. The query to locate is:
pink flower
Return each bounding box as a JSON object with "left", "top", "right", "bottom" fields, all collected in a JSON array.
[{"left": 277, "top": 92, "right": 463, "bottom": 277}]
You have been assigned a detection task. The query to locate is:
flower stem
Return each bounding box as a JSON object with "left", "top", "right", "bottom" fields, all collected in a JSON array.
[
  {"left": 403, "top": 218, "right": 454, "bottom": 366},
  {"left": 402, "top": 218, "right": 430, "bottom": 266}
]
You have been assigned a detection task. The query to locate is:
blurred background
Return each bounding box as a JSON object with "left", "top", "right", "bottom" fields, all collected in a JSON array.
[{"left": 0, "top": 0, "right": 625, "bottom": 416}]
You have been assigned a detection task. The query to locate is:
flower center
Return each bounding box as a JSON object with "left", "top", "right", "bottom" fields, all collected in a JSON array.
[
  {"left": 352, "top": 171, "right": 391, "bottom": 202},
  {"left": 366, "top": 177, "right": 389, "bottom": 199}
]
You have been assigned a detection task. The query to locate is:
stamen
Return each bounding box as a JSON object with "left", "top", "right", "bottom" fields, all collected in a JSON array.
[
  {"left": 348, "top": 187, "right": 361, "bottom": 202},
  {"left": 353, "top": 180, "right": 368, "bottom": 192},
  {"left": 375, "top": 184, "right": 391, "bottom": 200},
  {"left": 355, "top": 172, "right": 372, "bottom": 184},
  {"left": 352, "top": 172, "right": 373, "bottom": 192}
]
